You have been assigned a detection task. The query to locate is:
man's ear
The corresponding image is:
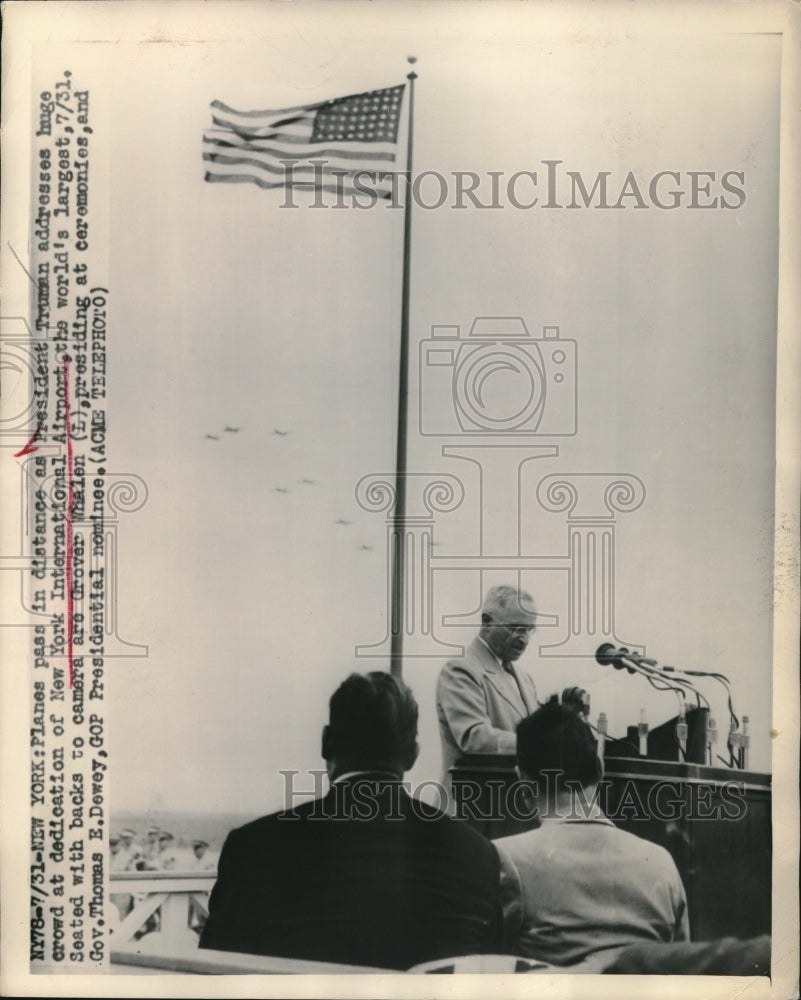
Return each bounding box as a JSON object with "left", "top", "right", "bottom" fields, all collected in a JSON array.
[
  {"left": 402, "top": 740, "right": 420, "bottom": 772},
  {"left": 321, "top": 725, "right": 331, "bottom": 762},
  {"left": 481, "top": 612, "right": 491, "bottom": 626}
]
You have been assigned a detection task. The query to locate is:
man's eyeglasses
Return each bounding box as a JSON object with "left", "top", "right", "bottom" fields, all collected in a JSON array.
[{"left": 488, "top": 617, "right": 536, "bottom": 636}]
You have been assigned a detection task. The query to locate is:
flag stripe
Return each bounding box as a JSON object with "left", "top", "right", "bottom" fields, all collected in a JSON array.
[
  {"left": 203, "top": 134, "right": 397, "bottom": 163},
  {"left": 204, "top": 171, "right": 383, "bottom": 198},
  {"left": 204, "top": 163, "right": 396, "bottom": 198},
  {"left": 203, "top": 150, "right": 396, "bottom": 181},
  {"left": 211, "top": 97, "right": 326, "bottom": 118},
  {"left": 204, "top": 128, "right": 397, "bottom": 156},
  {"left": 210, "top": 115, "right": 316, "bottom": 141}
]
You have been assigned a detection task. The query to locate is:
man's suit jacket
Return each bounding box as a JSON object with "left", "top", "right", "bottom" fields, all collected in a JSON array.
[
  {"left": 437, "top": 637, "right": 538, "bottom": 786},
  {"left": 495, "top": 814, "right": 689, "bottom": 966},
  {"left": 199, "top": 775, "right": 503, "bottom": 970}
]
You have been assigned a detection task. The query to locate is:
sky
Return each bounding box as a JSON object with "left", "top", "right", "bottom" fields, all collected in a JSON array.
[{"left": 12, "top": 3, "right": 784, "bottom": 818}]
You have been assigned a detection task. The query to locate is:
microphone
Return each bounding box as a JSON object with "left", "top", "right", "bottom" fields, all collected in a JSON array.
[
  {"left": 595, "top": 643, "right": 633, "bottom": 673},
  {"left": 596, "top": 712, "right": 608, "bottom": 759},
  {"left": 596, "top": 643, "right": 703, "bottom": 714},
  {"left": 595, "top": 644, "right": 657, "bottom": 672}
]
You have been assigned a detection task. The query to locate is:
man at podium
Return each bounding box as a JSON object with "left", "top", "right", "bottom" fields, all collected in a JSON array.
[{"left": 436, "top": 585, "right": 540, "bottom": 804}]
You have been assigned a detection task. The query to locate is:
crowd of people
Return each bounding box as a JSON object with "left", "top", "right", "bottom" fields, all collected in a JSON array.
[
  {"left": 110, "top": 827, "right": 218, "bottom": 873},
  {"left": 110, "top": 826, "right": 218, "bottom": 935}
]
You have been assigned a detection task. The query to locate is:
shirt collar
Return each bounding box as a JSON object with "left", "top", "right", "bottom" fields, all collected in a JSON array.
[
  {"left": 477, "top": 634, "right": 504, "bottom": 668},
  {"left": 537, "top": 801, "right": 611, "bottom": 825},
  {"left": 331, "top": 769, "right": 403, "bottom": 785}
]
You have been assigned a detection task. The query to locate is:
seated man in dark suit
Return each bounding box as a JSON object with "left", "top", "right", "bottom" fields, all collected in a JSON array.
[
  {"left": 200, "top": 671, "right": 503, "bottom": 969},
  {"left": 494, "top": 703, "right": 689, "bottom": 967}
]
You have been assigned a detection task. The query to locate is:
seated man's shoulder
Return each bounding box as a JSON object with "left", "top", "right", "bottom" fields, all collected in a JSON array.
[
  {"left": 610, "top": 824, "right": 680, "bottom": 868},
  {"left": 493, "top": 828, "right": 539, "bottom": 863},
  {"left": 452, "top": 814, "right": 502, "bottom": 854},
  {"left": 413, "top": 799, "right": 502, "bottom": 858},
  {"left": 225, "top": 799, "right": 328, "bottom": 843},
  {"left": 402, "top": 794, "right": 442, "bottom": 822}
]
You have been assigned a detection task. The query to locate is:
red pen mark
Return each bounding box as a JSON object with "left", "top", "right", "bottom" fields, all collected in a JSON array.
[
  {"left": 63, "top": 358, "right": 76, "bottom": 689},
  {"left": 14, "top": 420, "right": 44, "bottom": 458}
]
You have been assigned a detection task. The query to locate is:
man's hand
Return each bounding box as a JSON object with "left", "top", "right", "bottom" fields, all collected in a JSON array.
[{"left": 561, "top": 686, "right": 590, "bottom": 718}]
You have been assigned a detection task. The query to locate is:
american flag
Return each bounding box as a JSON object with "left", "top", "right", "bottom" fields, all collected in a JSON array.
[{"left": 203, "top": 85, "right": 406, "bottom": 198}]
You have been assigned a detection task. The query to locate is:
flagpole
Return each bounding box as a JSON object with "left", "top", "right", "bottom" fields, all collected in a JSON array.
[{"left": 390, "top": 57, "right": 417, "bottom": 679}]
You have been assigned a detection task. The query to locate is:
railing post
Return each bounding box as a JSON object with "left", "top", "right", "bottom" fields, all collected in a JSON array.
[{"left": 158, "top": 891, "right": 198, "bottom": 952}]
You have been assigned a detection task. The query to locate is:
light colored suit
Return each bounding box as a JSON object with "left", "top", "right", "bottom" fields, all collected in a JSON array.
[
  {"left": 436, "top": 637, "right": 538, "bottom": 790},
  {"left": 495, "top": 813, "right": 689, "bottom": 966}
]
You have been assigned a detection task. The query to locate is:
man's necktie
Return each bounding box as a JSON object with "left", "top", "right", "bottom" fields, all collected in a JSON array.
[{"left": 504, "top": 661, "right": 530, "bottom": 713}]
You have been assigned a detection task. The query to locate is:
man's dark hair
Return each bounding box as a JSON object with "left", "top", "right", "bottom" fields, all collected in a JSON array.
[
  {"left": 516, "top": 702, "right": 602, "bottom": 791},
  {"left": 324, "top": 671, "right": 418, "bottom": 770}
]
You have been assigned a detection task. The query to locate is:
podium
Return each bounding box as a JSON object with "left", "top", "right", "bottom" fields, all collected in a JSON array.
[{"left": 450, "top": 754, "right": 771, "bottom": 942}]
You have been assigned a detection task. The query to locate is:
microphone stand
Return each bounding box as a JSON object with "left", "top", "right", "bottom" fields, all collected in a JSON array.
[
  {"left": 617, "top": 651, "right": 708, "bottom": 711},
  {"left": 597, "top": 645, "right": 743, "bottom": 770},
  {"left": 659, "top": 664, "right": 740, "bottom": 766},
  {"left": 613, "top": 651, "right": 707, "bottom": 761}
]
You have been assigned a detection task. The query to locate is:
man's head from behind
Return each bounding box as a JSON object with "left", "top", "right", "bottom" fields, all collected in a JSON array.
[
  {"left": 322, "top": 672, "right": 419, "bottom": 779},
  {"left": 516, "top": 701, "right": 602, "bottom": 799},
  {"left": 480, "top": 584, "right": 537, "bottom": 663}
]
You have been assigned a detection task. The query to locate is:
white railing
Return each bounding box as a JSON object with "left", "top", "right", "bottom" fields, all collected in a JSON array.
[{"left": 110, "top": 870, "right": 216, "bottom": 953}]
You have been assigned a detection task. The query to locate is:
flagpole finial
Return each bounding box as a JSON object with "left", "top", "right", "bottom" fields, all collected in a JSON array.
[{"left": 407, "top": 55, "right": 417, "bottom": 80}]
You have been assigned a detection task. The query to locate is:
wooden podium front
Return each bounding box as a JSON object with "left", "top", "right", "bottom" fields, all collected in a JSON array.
[{"left": 450, "top": 754, "right": 771, "bottom": 942}]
